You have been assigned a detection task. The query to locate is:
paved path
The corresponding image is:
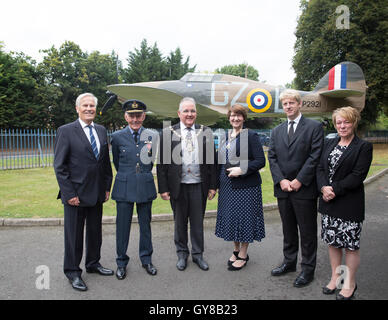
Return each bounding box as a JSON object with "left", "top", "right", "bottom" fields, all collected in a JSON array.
[{"left": 0, "top": 173, "right": 387, "bottom": 300}]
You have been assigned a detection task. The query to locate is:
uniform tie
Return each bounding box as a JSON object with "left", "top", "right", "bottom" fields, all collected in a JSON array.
[
  {"left": 133, "top": 131, "right": 139, "bottom": 143},
  {"left": 88, "top": 125, "right": 99, "bottom": 159}
]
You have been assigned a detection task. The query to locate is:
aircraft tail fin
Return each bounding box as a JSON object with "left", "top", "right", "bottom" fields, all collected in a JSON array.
[{"left": 314, "top": 61, "right": 367, "bottom": 98}]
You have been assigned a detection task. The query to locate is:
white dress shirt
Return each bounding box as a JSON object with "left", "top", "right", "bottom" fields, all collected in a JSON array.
[
  {"left": 78, "top": 118, "right": 100, "bottom": 153},
  {"left": 180, "top": 122, "right": 199, "bottom": 165},
  {"left": 288, "top": 113, "right": 302, "bottom": 134}
]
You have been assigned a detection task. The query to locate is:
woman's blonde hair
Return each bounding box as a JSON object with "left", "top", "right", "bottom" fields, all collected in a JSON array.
[{"left": 332, "top": 106, "right": 361, "bottom": 129}]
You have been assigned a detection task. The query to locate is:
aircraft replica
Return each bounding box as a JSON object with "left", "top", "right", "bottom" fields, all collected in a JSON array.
[{"left": 101, "top": 61, "right": 366, "bottom": 125}]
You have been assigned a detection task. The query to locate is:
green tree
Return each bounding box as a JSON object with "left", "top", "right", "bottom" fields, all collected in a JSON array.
[
  {"left": 84, "top": 50, "right": 124, "bottom": 130},
  {"left": 293, "top": 0, "right": 388, "bottom": 126},
  {"left": 124, "top": 39, "right": 196, "bottom": 83},
  {"left": 123, "top": 39, "right": 167, "bottom": 83},
  {"left": 0, "top": 45, "right": 47, "bottom": 129},
  {"left": 38, "top": 41, "right": 88, "bottom": 128},
  {"left": 215, "top": 63, "right": 259, "bottom": 81},
  {"left": 166, "top": 48, "right": 196, "bottom": 80},
  {"left": 38, "top": 42, "right": 123, "bottom": 129}
]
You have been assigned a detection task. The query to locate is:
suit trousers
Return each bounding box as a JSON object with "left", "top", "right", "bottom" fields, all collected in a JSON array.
[
  {"left": 277, "top": 196, "right": 317, "bottom": 275},
  {"left": 170, "top": 183, "right": 205, "bottom": 259},
  {"left": 63, "top": 203, "right": 102, "bottom": 279},
  {"left": 116, "top": 201, "right": 153, "bottom": 267}
]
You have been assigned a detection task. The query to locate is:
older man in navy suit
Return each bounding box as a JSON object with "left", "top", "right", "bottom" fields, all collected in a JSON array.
[
  {"left": 54, "top": 92, "right": 113, "bottom": 292},
  {"left": 111, "top": 100, "right": 158, "bottom": 280}
]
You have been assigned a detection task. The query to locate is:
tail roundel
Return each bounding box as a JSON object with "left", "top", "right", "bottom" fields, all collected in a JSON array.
[{"left": 314, "top": 61, "right": 366, "bottom": 98}]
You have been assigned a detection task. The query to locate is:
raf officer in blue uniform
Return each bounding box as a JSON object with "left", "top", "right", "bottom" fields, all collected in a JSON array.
[{"left": 111, "top": 100, "right": 158, "bottom": 279}]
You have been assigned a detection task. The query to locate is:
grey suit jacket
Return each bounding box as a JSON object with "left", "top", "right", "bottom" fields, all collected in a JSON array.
[{"left": 268, "top": 115, "right": 324, "bottom": 199}]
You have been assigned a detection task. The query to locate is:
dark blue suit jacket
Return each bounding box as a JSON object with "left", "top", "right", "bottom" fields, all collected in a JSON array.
[
  {"left": 54, "top": 120, "right": 113, "bottom": 207},
  {"left": 218, "top": 129, "right": 266, "bottom": 189},
  {"left": 111, "top": 126, "right": 157, "bottom": 203}
]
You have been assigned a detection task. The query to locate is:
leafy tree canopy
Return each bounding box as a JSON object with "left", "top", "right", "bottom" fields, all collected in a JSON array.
[
  {"left": 293, "top": 0, "right": 388, "bottom": 126},
  {"left": 215, "top": 63, "right": 259, "bottom": 81}
]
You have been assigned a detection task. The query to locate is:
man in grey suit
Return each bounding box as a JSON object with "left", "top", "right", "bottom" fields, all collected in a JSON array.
[
  {"left": 110, "top": 100, "right": 158, "bottom": 280},
  {"left": 157, "top": 97, "right": 217, "bottom": 271},
  {"left": 54, "top": 93, "right": 114, "bottom": 292},
  {"left": 268, "top": 89, "right": 324, "bottom": 287}
]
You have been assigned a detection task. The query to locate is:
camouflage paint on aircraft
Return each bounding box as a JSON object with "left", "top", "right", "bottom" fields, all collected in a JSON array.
[{"left": 101, "top": 61, "right": 366, "bottom": 125}]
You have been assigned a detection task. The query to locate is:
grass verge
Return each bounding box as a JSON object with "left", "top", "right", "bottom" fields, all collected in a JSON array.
[{"left": 1, "top": 145, "right": 387, "bottom": 218}]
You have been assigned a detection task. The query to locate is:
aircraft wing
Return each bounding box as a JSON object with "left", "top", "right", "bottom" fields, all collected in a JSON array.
[{"left": 107, "top": 84, "right": 221, "bottom": 125}]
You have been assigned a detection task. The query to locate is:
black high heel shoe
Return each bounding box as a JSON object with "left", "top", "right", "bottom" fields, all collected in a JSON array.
[
  {"left": 227, "top": 251, "right": 240, "bottom": 267},
  {"left": 322, "top": 286, "right": 337, "bottom": 295},
  {"left": 336, "top": 284, "right": 357, "bottom": 300},
  {"left": 228, "top": 255, "right": 249, "bottom": 271}
]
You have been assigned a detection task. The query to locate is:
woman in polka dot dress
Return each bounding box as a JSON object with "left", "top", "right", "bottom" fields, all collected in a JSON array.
[{"left": 215, "top": 104, "right": 266, "bottom": 271}]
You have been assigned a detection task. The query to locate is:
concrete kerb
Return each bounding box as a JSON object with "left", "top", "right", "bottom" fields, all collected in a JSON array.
[
  {"left": 0, "top": 205, "right": 278, "bottom": 227},
  {"left": 1, "top": 169, "right": 386, "bottom": 228}
]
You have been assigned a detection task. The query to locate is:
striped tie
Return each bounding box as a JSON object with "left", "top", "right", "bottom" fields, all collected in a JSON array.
[{"left": 88, "top": 125, "right": 99, "bottom": 159}]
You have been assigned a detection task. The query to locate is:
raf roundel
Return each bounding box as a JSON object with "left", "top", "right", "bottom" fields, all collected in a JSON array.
[{"left": 246, "top": 88, "right": 272, "bottom": 113}]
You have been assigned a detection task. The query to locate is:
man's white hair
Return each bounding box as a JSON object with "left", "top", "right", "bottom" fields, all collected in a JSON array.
[
  {"left": 179, "top": 97, "right": 196, "bottom": 111},
  {"left": 76, "top": 93, "right": 98, "bottom": 107}
]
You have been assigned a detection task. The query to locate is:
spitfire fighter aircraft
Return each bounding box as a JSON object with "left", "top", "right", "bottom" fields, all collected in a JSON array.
[{"left": 101, "top": 61, "right": 366, "bottom": 125}]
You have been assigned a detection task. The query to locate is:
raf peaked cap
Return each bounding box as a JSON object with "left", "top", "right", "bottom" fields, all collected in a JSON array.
[{"left": 123, "top": 99, "right": 146, "bottom": 113}]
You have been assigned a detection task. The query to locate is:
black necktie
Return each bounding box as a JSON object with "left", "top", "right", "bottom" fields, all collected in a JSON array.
[
  {"left": 133, "top": 131, "right": 138, "bottom": 143},
  {"left": 288, "top": 121, "right": 295, "bottom": 142}
]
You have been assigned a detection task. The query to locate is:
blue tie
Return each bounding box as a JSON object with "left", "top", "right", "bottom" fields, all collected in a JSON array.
[{"left": 88, "top": 125, "right": 99, "bottom": 159}]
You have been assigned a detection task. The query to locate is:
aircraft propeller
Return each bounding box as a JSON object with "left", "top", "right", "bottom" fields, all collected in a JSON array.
[{"left": 99, "top": 92, "right": 118, "bottom": 115}]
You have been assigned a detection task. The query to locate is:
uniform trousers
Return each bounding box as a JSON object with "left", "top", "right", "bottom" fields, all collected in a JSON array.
[
  {"left": 277, "top": 196, "right": 317, "bottom": 276},
  {"left": 170, "top": 183, "right": 205, "bottom": 260},
  {"left": 63, "top": 203, "right": 103, "bottom": 279},
  {"left": 116, "top": 201, "right": 153, "bottom": 267}
]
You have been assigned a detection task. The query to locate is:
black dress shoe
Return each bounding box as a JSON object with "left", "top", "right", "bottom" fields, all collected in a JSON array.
[
  {"left": 336, "top": 284, "right": 357, "bottom": 300},
  {"left": 271, "top": 263, "right": 297, "bottom": 276},
  {"left": 293, "top": 272, "right": 314, "bottom": 288},
  {"left": 116, "top": 267, "right": 126, "bottom": 280},
  {"left": 69, "top": 276, "right": 88, "bottom": 291},
  {"left": 142, "top": 263, "right": 157, "bottom": 276},
  {"left": 192, "top": 257, "right": 209, "bottom": 271},
  {"left": 86, "top": 265, "right": 114, "bottom": 276},
  {"left": 176, "top": 258, "right": 187, "bottom": 271}
]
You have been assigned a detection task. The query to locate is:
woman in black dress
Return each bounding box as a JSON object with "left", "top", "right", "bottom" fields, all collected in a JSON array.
[
  {"left": 317, "top": 106, "right": 372, "bottom": 300},
  {"left": 215, "top": 104, "right": 266, "bottom": 271}
]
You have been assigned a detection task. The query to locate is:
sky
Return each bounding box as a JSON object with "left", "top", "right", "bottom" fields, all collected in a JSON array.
[{"left": 1, "top": 0, "right": 302, "bottom": 86}]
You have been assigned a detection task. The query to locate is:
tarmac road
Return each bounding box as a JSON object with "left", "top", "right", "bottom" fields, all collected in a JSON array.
[{"left": 0, "top": 173, "right": 387, "bottom": 301}]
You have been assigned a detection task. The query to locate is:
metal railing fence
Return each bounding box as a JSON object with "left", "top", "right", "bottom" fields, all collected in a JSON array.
[
  {"left": 0, "top": 128, "right": 273, "bottom": 170},
  {"left": 1, "top": 129, "right": 57, "bottom": 170}
]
